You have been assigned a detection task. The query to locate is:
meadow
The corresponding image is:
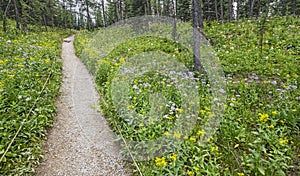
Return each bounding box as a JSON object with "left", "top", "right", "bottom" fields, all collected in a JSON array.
[
  {"left": 75, "top": 16, "right": 299, "bottom": 176},
  {"left": 0, "top": 22, "right": 72, "bottom": 175}
]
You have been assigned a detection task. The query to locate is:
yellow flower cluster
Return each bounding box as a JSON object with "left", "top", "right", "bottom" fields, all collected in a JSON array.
[
  {"left": 197, "top": 130, "right": 205, "bottom": 137},
  {"left": 257, "top": 113, "right": 269, "bottom": 123},
  {"left": 279, "top": 138, "right": 288, "bottom": 145},
  {"left": 173, "top": 132, "right": 181, "bottom": 139},
  {"left": 187, "top": 170, "right": 194, "bottom": 175},
  {"left": 155, "top": 157, "right": 167, "bottom": 167},
  {"left": 189, "top": 137, "right": 196, "bottom": 142},
  {"left": 211, "top": 146, "right": 219, "bottom": 152},
  {"left": 169, "top": 153, "right": 178, "bottom": 161}
]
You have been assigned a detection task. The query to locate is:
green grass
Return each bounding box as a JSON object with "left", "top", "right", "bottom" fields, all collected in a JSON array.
[
  {"left": 0, "top": 20, "right": 73, "bottom": 175},
  {"left": 75, "top": 16, "right": 299, "bottom": 176}
]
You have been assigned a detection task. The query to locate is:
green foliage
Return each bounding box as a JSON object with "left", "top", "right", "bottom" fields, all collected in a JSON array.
[
  {"left": 75, "top": 17, "right": 299, "bottom": 175},
  {"left": 0, "top": 27, "right": 71, "bottom": 175}
]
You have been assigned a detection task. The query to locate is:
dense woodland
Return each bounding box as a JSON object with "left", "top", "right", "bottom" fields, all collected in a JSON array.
[{"left": 1, "top": 0, "right": 300, "bottom": 31}]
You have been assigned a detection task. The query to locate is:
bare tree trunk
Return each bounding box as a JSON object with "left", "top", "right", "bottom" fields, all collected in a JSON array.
[
  {"left": 172, "top": 0, "right": 177, "bottom": 41},
  {"left": 85, "top": 0, "right": 91, "bottom": 30},
  {"left": 2, "top": 0, "right": 12, "bottom": 32},
  {"left": 236, "top": 0, "right": 240, "bottom": 20},
  {"left": 249, "top": 0, "right": 255, "bottom": 18},
  {"left": 214, "top": 0, "right": 218, "bottom": 20},
  {"left": 220, "top": 0, "right": 224, "bottom": 21},
  {"left": 228, "top": 0, "right": 233, "bottom": 21},
  {"left": 192, "top": 0, "right": 202, "bottom": 72},
  {"left": 118, "top": 0, "right": 123, "bottom": 20},
  {"left": 101, "top": 0, "right": 107, "bottom": 27}
]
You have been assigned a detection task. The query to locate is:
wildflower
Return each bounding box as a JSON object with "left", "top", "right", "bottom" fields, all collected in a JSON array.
[
  {"left": 187, "top": 170, "right": 194, "bottom": 175},
  {"left": 211, "top": 146, "right": 219, "bottom": 152},
  {"left": 155, "top": 157, "right": 167, "bottom": 167},
  {"left": 164, "top": 131, "right": 170, "bottom": 136},
  {"left": 183, "top": 135, "right": 189, "bottom": 140},
  {"left": 279, "top": 138, "right": 288, "bottom": 145},
  {"left": 234, "top": 144, "right": 239, "bottom": 148},
  {"left": 257, "top": 113, "right": 269, "bottom": 123},
  {"left": 173, "top": 132, "right": 181, "bottom": 139},
  {"left": 170, "top": 153, "right": 178, "bottom": 161},
  {"left": 272, "top": 111, "right": 278, "bottom": 115},
  {"left": 189, "top": 137, "right": 196, "bottom": 142},
  {"left": 205, "top": 106, "right": 210, "bottom": 111},
  {"left": 197, "top": 130, "right": 205, "bottom": 137},
  {"left": 119, "top": 57, "right": 125, "bottom": 64},
  {"left": 194, "top": 167, "right": 199, "bottom": 171},
  {"left": 176, "top": 108, "right": 183, "bottom": 114},
  {"left": 237, "top": 173, "right": 245, "bottom": 176},
  {"left": 269, "top": 125, "right": 274, "bottom": 129},
  {"left": 200, "top": 110, "right": 206, "bottom": 115},
  {"left": 207, "top": 137, "right": 214, "bottom": 142}
]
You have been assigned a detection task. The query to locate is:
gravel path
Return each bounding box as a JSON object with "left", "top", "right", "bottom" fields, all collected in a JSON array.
[{"left": 35, "top": 35, "right": 131, "bottom": 176}]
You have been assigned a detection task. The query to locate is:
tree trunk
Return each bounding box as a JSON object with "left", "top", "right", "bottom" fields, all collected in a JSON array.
[
  {"left": 13, "top": 0, "right": 20, "bottom": 29},
  {"left": 220, "top": 0, "right": 224, "bottom": 21},
  {"left": 236, "top": 0, "right": 240, "bottom": 20},
  {"left": 42, "top": 12, "right": 48, "bottom": 31},
  {"left": 249, "top": 0, "right": 255, "bottom": 18},
  {"left": 214, "top": 0, "right": 218, "bottom": 20},
  {"left": 85, "top": 0, "right": 91, "bottom": 30},
  {"left": 228, "top": 0, "right": 233, "bottom": 21},
  {"left": 2, "top": 0, "right": 12, "bottom": 32},
  {"left": 101, "top": 0, "right": 106, "bottom": 27},
  {"left": 172, "top": 0, "right": 177, "bottom": 41},
  {"left": 192, "top": 0, "right": 202, "bottom": 71}
]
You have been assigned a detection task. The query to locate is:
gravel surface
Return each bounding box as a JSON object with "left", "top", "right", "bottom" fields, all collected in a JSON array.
[{"left": 35, "top": 35, "right": 132, "bottom": 176}]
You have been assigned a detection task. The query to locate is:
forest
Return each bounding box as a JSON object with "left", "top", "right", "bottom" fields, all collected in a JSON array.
[
  {"left": 0, "top": 0, "right": 300, "bottom": 176},
  {"left": 1, "top": 0, "right": 300, "bottom": 30}
]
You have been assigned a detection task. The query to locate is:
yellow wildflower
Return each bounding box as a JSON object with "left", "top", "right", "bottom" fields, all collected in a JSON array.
[
  {"left": 258, "top": 113, "right": 269, "bottom": 123},
  {"left": 269, "top": 125, "right": 274, "bottom": 129},
  {"left": 176, "top": 108, "right": 183, "bottom": 114},
  {"left": 173, "top": 132, "right": 181, "bottom": 139},
  {"left": 164, "top": 131, "right": 170, "bottom": 136},
  {"left": 272, "top": 111, "right": 278, "bottom": 115},
  {"left": 183, "top": 135, "right": 189, "bottom": 140},
  {"left": 120, "top": 57, "right": 125, "bottom": 64},
  {"left": 205, "top": 106, "right": 211, "bottom": 111},
  {"left": 237, "top": 173, "right": 245, "bottom": 176},
  {"left": 207, "top": 137, "right": 214, "bottom": 143},
  {"left": 187, "top": 170, "right": 194, "bottom": 175},
  {"left": 169, "top": 153, "right": 178, "bottom": 161},
  {"left": 279, "top": 138, "right": 288, "bottom": 145},
  {"left": 189, "top": 137, "right": 196, "bottom": 142},
  {"left": 197, "top": 130, "right": 205, "bottom": 137},
  {"left": 200, "top": 109, "right": 206, "bottom": 115},
  {"left": 155, "top": 157, "right": 167, "bottom": 167},
  {"left": 211, "top": 146, "right": 219, "bottom": 152}
]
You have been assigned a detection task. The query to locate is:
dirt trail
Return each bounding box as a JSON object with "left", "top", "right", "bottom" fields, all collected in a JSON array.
[{"left": 35, "top": 35, "right": 131, "bottom": 176}]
